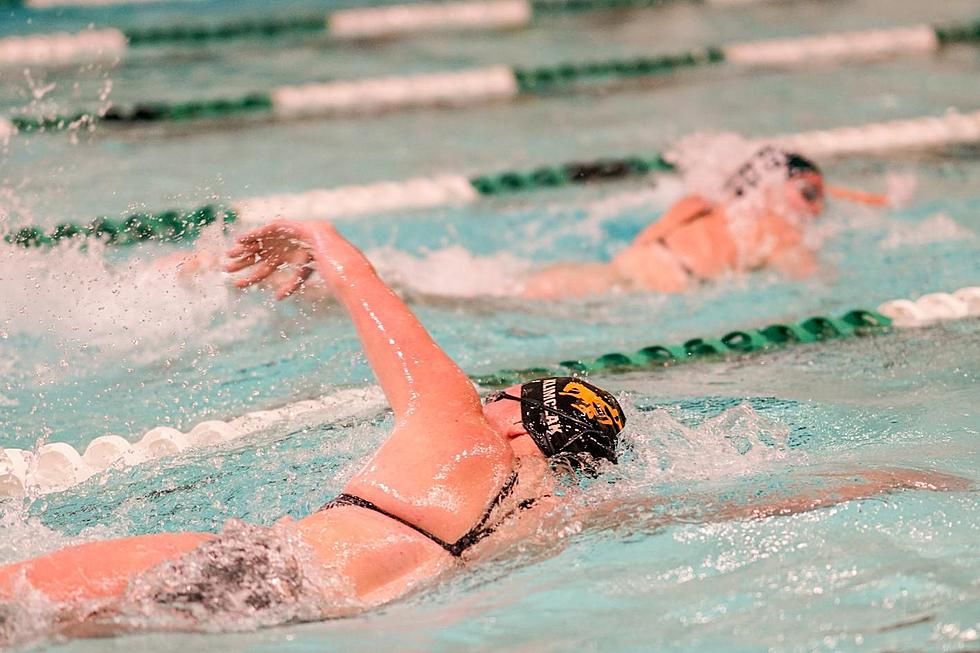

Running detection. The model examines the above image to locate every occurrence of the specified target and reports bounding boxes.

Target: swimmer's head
[724,146,825,219]
[784,152,825,218]
[483,377,625,470]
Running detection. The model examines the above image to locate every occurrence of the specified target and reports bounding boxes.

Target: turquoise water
[1,0,979,650]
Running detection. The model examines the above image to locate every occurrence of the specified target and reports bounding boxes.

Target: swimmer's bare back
[522,192,820,299]
[522,196,740,299]
[0,220,970,643]
[521,197,717,299]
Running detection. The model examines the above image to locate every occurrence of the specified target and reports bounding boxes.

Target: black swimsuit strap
[321,471,528,558]
[655,206,713,280]
[447,471,521,555]
[323,493,457,552]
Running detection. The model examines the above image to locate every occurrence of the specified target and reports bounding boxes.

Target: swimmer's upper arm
[307,224,483,423]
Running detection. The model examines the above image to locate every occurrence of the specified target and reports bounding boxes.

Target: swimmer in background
[2,219,965,644]
[522,146,891,299]
[158,147,889,303]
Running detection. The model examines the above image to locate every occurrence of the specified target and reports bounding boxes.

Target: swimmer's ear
[827,186,891,208]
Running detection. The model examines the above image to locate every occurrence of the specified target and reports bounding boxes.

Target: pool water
[1,0,979,650]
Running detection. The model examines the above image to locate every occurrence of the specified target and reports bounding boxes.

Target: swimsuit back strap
[323,493,457,554]
[321,471,524,558]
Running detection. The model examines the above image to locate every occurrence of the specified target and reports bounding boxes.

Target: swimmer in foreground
[0,220,967,643]
[523,146,890,298]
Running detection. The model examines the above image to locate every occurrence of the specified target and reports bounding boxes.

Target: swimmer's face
[784,171,825,218]
[482,384,547,458]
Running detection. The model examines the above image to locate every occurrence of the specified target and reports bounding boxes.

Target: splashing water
[0,227,260,364]
[119,520,362,631]
[619,402,794,488]
[370,245,533,298]
[0,520,363,648]
[667,131,763,205]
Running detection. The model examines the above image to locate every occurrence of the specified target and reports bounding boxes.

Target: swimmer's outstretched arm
[583,468,970,532]
[714,468,970,521]
[226,220,481,421]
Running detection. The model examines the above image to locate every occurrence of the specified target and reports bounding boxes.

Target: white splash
[878,213,975,250]
[628,403,793,484]
[370,245,532,297]
[666,131,762,204]
[0,226,259,362]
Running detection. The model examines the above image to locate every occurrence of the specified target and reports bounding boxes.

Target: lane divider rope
[0,0,864,54]
[4,109,980,248]
[2,286,976,498]
[4,18,979,128]
[9,0,183,7]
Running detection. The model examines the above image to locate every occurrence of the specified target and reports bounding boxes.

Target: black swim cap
[785,152,821,178]
[515,377,625,466]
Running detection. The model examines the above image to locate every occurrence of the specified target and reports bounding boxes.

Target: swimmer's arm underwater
[714,468,970,520]
[766,245,819,279]
[580,468,970,530]
[226,220,483,422]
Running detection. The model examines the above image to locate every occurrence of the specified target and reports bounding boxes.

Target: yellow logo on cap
[559,381,624,430]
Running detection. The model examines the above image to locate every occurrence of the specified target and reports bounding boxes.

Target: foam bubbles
[626,402,792,485]
[370,245,532,298]
[666,131,761,205]
[119,520,362,632]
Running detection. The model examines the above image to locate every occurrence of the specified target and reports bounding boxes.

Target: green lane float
[5,110,980,248]
[471,310,893,386]
[4,19,979,132]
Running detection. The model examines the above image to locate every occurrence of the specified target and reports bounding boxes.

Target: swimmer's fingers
[235,222,305,248]
[234,260,279,289]
[275,265,314,300]
[224,253,262,273]
[226,242,258,259]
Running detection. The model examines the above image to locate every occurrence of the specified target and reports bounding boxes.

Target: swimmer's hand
[226,220,335,299]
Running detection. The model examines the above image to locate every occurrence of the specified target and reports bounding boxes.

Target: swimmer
[523,146,889,298]
[0,219,966,643]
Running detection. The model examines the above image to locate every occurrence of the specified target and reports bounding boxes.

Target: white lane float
[82,434,134,469]
[328,0,532,39]
[0,29,126,68]
[34,442,88,493]
[877,287,980,328]
[0,386,386,499]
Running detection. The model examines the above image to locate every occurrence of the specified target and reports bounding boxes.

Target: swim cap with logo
[487,377,626,466]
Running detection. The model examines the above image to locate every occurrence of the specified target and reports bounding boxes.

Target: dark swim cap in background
[785,152,821,178]
[519,377,625,465]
